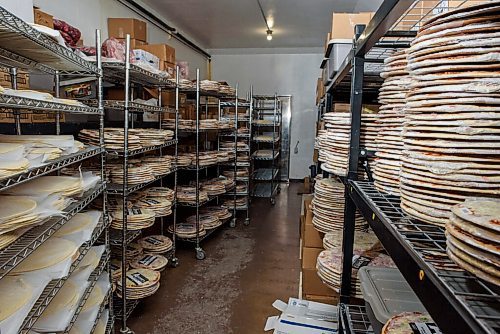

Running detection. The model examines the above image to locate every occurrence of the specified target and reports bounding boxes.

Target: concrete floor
[126,182,302,334]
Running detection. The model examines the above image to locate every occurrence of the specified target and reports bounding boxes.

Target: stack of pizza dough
[320,112,378,177]
[130,253,168,272]
[401,2,500,226]
[311,178,368,233]
[176,186,209,204]
[79,128,142,151]
[108,163,155,185]
[200,206,232,221]
[110,208,156,230]
[140,156,173,176]
[116,268,160,299]
[135,197,172,217]
[138,235,173,254]
[382,312,434,334]
[186,213,221,229]
[168,222,206,239]
[373,51,412,196]
[446,198,500,286]
[316,248,395,298]
[323,230,381,251]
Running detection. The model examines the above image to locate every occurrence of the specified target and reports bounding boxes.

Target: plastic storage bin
[359,266,429,334]
[327,39,352,79]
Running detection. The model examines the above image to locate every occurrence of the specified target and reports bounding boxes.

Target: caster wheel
[196,250,206,260]
[244,218,250,226]
[170,257,179,268]
[229,219,236,228]
[270,198,276,205]
[277,187,281,194]
[120,328,135,334]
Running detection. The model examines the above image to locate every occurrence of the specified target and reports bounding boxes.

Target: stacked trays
[311,178,368,233]
[116,268,160,300]
[401,4,500,226]
[316,248,395,298]
[373,51,412,196]
[320,112,378,177]
[446,198,500,286]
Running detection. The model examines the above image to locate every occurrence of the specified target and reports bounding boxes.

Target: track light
[266,29,273,41]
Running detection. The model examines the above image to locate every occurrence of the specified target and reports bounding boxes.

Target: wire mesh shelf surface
[109,229,141,246]
[341,304,374,334]
[106,139,177,157]
[101,62,176,88]
[350,181,500,333]
[252,168,279,181]
[0,93,102,114]
[87,99,166,113]
[113,297,139,320]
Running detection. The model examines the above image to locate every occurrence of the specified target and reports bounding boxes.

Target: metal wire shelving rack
[251,93,281,205]
[0,7,112,333]
[173,70,239,261]
[318,1,500,333]
[103,35,180,333]
[218,87,252,226]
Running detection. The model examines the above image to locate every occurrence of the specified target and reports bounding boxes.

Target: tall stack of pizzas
[401,2,500,227]
[311,178,368,233]
[373,51,412,196]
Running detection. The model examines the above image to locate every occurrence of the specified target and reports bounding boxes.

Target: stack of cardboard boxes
[300,195,339,305]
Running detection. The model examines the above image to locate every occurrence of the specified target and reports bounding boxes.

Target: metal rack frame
[106,35,180,333]
[251,93,281,205]
[322,1,500,333]
[0,8,112,332]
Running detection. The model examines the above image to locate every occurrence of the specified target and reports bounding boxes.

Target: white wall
[210,49,323,180]
[33,0,208,79]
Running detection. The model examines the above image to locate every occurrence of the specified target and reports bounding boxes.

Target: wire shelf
[101,62,176,88]
[86,99,166,113]
[109,229,141,246]
[0,146,102,192]
[89,289,112,334]
[176,216,232,243]
[349,181,500,334]
[62,251,111,334]
[0,93,101,114]
[107,169,176,195]
[252,183,279,198]
[0,182,105,279]
[179,162,219,171]
[340,304,374,334]
[252,151,280,161]
[176,186,235,208]
[220,102,251,108]
[106,139,177,157]
[113,297,139,320]
[0,6,98,74]
[18,218,110,333]
[253,168,279,181]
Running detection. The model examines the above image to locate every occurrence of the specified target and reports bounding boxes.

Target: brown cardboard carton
[33,8,53,29]
[108,18,147,42]
[116,38,148,49]
[302,247,323,270]
[304,224,324,249]
[106,87,126,100]
[304,294,339,305]
[31,111,66,123]
[163,61,176,78]
[313,149,319,163]
[138,44,175,63]
[0,68,29,89]
[333,103,350,113]
[331,12,373,39]
[0,109,31,123]
[302,269,335,296]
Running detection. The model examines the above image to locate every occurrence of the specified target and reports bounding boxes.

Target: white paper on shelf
[58,211,101,245]
[32,281,89,332]
[0,143,26,161]
[74,244,106,275]
[0,274,51,334]
[23,249,77,280]
[77,272,111,323]
[28,24,67,48]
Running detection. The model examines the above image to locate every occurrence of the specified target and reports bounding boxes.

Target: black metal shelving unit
[321,1,500,333]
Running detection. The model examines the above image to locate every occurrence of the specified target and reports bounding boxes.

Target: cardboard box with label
[108,18,147,42]
[33,8,53,29]
[0,68,30,89]
[0,109,31,124]
[331,12,373,39]
[133,49,160,70]
[265,298,338,334]
[31,111,66,123]
[138,44,176,64]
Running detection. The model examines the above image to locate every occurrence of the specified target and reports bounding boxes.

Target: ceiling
[141,0,383,49]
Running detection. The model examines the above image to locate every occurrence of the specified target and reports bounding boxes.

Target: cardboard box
[331,12,373,39]
[313,149,319,163]
[162,61,176,78]
[303,176,311,194]
[304,222,324,249]
[0,68,30,89]
[304,294,339,305]
[133,49,160,70]
[31,111,66,123]
[138,44,175,63]
[116,38,148,49]
[0,109,31,123]
[33,8,53,29]
[333,103,350,113]
[106,87,126,100]
[302,268,336,296]
[108,18,147,42]
[302,247,322,270]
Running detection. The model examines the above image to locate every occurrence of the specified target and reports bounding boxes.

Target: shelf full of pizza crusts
[0,7,113,334]
[313,1,500,334]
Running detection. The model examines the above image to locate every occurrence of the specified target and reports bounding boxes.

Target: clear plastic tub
[359,266,429,334]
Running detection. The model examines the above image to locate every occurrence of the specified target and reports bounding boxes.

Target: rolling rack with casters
[251,93,281,205]
[321,1,500,333]
[174,69,237,260]
[101,35,180,333]
[0,7,113,334]
[219,86,253,226]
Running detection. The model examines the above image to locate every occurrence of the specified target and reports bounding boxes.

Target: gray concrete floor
[126,182,302,333]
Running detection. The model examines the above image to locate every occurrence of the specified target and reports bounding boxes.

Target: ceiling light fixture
[257,0,274,41]
[266,29,273,41]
